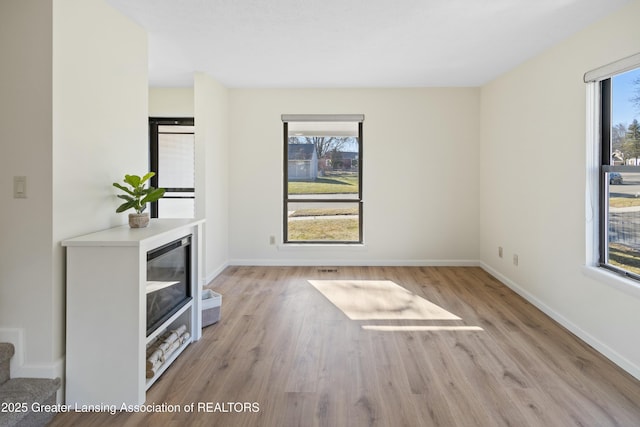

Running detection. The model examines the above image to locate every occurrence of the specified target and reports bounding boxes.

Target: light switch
[14,176,26,199]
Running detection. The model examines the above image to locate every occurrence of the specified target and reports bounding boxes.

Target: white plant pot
[128,212,150,228]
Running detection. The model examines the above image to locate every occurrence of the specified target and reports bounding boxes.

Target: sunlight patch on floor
[308,279,461,321]
[309,279,483,332]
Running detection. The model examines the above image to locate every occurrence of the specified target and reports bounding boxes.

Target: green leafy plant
[112,172,165,214]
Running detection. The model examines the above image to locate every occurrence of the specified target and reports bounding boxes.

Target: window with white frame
[586,54,640,279]
[282,114,363,244]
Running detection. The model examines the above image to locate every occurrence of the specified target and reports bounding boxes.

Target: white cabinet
[62,219,204,406]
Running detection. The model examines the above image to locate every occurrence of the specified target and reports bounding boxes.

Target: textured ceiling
[106,0,629,88]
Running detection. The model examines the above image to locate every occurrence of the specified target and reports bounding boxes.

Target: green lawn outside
[288,217,359,241]
[288,174,358,195]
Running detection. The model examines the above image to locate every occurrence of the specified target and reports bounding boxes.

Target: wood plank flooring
[51,266,640,426]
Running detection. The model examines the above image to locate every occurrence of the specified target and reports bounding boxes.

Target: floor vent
[317,268,338,273]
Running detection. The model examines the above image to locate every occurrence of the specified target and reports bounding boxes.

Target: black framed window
[149,117,195,218]
[282,114,363,244]
[597,65,640,279]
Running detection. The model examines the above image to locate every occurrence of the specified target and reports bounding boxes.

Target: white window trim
[584,53,640,299]
[585,82,600,267]
[581,265,640,299]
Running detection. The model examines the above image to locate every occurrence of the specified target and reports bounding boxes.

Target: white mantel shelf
[63,218,205,407]
[62,218,205,247]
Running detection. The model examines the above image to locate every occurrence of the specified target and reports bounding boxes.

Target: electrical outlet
[513,254,519,266]
[498,246,503,258]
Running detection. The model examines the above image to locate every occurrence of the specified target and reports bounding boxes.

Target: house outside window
[587,55,640,280]
[288,144,318,180]
[282,114,364,244]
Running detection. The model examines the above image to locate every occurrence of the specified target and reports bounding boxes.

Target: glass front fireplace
[146,235,192,336]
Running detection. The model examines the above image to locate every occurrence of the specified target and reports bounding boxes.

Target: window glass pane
[607,172,640,275]
[287,122,359,199]
[610,69,640,165]
[287,201,360,242]
[603,66,640,276]
[157,196,194,219]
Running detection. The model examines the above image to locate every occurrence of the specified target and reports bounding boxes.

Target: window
[282,114,363,244]
[588,55,640,279]
[149,118,195,218]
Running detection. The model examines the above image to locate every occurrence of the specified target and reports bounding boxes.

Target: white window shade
[288,121,359,137]
[158,133,195,189]
[584,52,640,82]
[282,114,364,122]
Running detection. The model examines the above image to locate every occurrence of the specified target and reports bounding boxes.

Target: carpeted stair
[0,343,61,427]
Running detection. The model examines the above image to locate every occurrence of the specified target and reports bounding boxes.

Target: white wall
[0,0,148,379]
[149,87,194,117]
[228,88,480,265]
[53,0,148,369]
[195,73,230,282]
[480,0,640,378]
[0,0,54,375]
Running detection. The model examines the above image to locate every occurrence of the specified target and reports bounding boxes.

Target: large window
[282,114,363,244]
[591,57,640,279]
[149,118,195,219]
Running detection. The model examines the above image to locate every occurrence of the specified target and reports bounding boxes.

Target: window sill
[277,243,367,252]
[581,265,640,300]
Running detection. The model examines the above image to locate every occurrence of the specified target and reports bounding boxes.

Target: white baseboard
[13,357,64,382]
[479,262,640,381]
[228,258,481,267]
[0,328,64,383]
[204,261,230,286]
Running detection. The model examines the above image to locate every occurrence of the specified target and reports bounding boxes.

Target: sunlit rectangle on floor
[308,279,462,321]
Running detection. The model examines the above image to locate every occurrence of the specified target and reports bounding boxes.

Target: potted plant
[113,172,165,228]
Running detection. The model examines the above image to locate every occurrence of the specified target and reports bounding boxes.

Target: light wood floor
[51,266,640,426]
